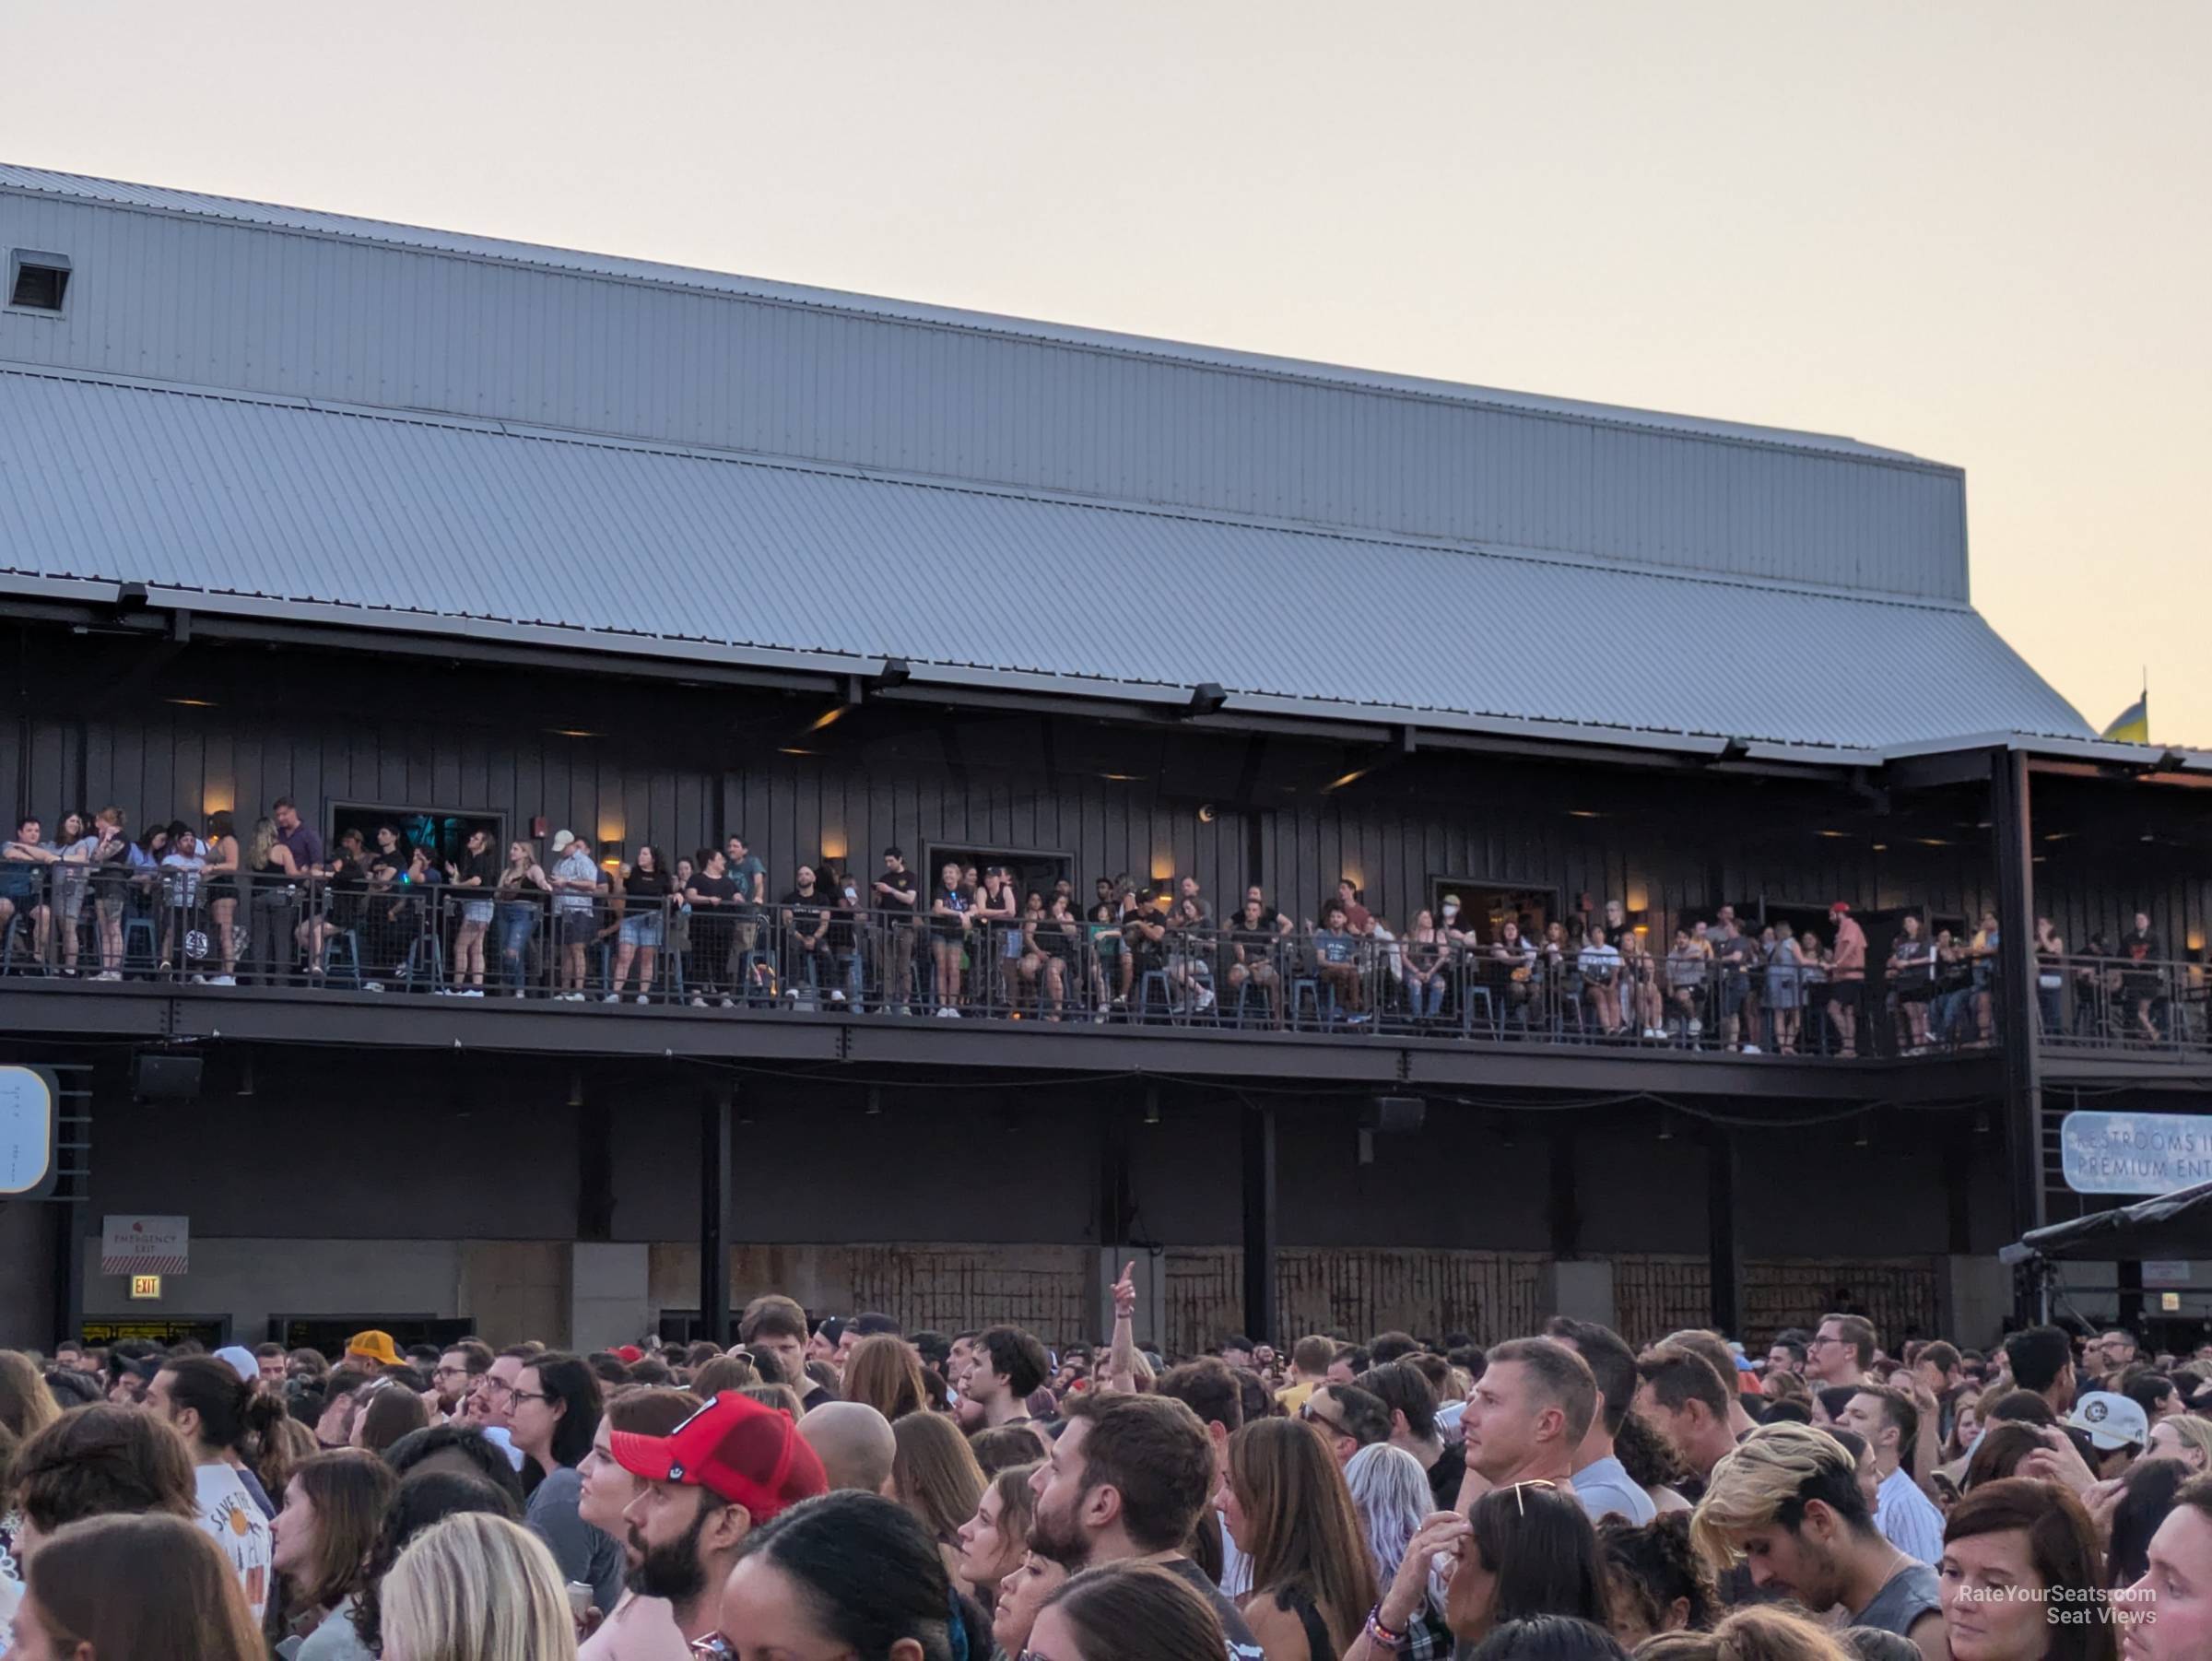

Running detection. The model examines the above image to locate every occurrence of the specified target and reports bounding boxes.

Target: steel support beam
[1708,1127,1743,1337]
[1990,747,2044,1323]
[1241,1105,1278,1347]
[700,1084,735,1348]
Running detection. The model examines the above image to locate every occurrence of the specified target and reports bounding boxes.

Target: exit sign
[128,1274,163,1301]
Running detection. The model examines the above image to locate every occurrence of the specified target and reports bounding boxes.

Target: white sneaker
[1742,1043,1761,1054]
[829,989,846,1004]
[1195,986,1217,1012]
[936,1006,961,1019]
[93,970,121,982]
[602,993,620,1003]
[210,974,235,986]
[690,995,709,1007]
[1688,1018,1703,1035]
[363,981,386,993]
[512,989,526,997]
[461,988,483,997]
[635,994,650,1004]
[189,972,206,984]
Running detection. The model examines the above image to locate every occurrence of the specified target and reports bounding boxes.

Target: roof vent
[8,251,71,313]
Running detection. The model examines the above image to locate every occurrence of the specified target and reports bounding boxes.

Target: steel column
[1241,1105,1278,1346]
[1990,747,2044,1320]
[700,1084,735,1347]
[1708,1128,1743,1337]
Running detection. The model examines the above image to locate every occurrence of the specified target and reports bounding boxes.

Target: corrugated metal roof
[0,161,1919,464]
[0,366,2089,753]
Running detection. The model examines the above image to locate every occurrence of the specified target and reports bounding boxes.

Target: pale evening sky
[6,2,2205,744]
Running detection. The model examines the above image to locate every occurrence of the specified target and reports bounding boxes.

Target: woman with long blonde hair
[379,1511,576,1661]
[1221,1417,1378,1661]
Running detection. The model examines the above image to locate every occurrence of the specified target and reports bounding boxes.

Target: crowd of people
[7,804,2196,1052]
[6,1279,2212,1659]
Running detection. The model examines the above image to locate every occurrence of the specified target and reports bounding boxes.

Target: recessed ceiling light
[1100,773,1145,783]
[1915,837,1950,847]
[1871,842,1888,852]
[779,748,816,756]
[1818,830,1850,839]
[166,697,218,708]
[547,728,598,738]
[1324,769,1371,792]
[1567,809,1602,819]
[806,706,848,734]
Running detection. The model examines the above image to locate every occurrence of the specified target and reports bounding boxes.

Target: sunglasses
[1300,1402,1348,1436]
[1498,1478,1559,1517]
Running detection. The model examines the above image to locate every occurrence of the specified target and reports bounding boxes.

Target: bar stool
[323,930,363,987]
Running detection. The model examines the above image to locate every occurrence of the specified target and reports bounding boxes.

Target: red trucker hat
[608,1393,826,1519]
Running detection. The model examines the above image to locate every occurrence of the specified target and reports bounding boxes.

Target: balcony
[2035,954,2211,1082]
[0,866,2005,1102]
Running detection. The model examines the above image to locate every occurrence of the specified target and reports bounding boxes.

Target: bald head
[794,1399,897,1495]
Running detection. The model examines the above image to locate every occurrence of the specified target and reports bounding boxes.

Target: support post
[1095,1099,1135,1339]
[700,1084,734,1347]
[1241,1104,1278,1346]
[1990,747,2043,1321]
[1547,1123,1581,1260]
[1707,1127,1743,1337]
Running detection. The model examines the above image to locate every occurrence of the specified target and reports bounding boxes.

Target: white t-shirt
[196,1462,274,1620]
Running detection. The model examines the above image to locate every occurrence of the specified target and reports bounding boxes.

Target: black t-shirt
[874,867,918,916]
[458,849,500,889]
[1230,919,1278,956]
[625,867,671,903]
[688,874,738,913]
[782,888,830,936]
[1159,1555,1265,1661]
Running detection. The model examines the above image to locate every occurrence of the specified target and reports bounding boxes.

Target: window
[924,844,1074,907]
[328,804,503,871]
[7,251,70,313]
[1428,878,1559,944]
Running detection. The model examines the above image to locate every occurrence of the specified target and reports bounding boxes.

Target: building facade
[1,167,2205,1356]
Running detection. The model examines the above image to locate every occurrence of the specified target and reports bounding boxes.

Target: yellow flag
[2100,694,2149,744]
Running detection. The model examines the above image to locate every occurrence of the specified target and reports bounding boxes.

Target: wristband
[1364,1605,1411,1653]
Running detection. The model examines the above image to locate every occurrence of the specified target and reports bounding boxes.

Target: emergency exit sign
[128,1274,163,1301]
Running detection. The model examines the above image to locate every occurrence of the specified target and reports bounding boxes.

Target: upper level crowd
[0,801,2202,1054]
[6,1283,2212,1659]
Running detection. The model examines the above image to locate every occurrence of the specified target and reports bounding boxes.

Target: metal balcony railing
[0,864,2070,1060]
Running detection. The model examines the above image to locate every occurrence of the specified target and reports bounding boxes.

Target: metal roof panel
[0,366,2088,753]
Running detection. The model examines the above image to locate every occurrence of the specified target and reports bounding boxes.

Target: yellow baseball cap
[345,1329,405,1368]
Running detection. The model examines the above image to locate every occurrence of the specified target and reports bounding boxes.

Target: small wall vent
[8,252,71,313]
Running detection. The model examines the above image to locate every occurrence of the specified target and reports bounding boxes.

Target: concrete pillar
[1942,1254,2017,1349]
[571,1243,653,1354]
[1543,1260,1617,1329]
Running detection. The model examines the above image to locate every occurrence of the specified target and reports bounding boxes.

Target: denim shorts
[462,900,495,925]
[620,913,664,948]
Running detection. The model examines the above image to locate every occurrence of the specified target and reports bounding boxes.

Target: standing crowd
[13,804,2194,1052]
[8,1287,2212,1659]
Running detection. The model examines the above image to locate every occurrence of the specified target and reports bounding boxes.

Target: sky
[6,2,2205,744]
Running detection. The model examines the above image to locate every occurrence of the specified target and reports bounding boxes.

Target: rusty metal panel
[1611,1254,1716,1347]
[847,1244,1092,1344]
[1742,1257,1941,1352]
[1165,1247,1552,1356]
